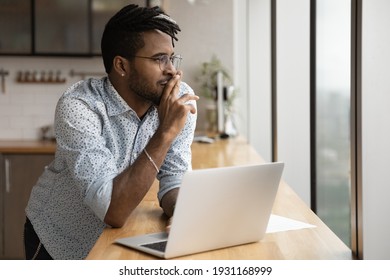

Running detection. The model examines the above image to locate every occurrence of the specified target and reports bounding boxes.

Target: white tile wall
[0,56,104,140]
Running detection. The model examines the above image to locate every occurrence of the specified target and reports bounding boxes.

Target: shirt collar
[101,77,157,120]
[101,77,135,117]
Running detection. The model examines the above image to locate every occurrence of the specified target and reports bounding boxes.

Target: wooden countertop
[86,136,353,260]
[0,140,56,154]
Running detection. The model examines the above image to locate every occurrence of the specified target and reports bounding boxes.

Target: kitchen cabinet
[0,153,54,259]
[0,0,146,56]
[35,0,90,54]
[0,0,32,54]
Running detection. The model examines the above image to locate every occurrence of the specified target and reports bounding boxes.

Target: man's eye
[157,56,168,62]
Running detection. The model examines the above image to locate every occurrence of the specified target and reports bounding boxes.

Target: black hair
[101,4,181,73]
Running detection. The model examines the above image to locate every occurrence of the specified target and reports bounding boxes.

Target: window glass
[316,0,351,247]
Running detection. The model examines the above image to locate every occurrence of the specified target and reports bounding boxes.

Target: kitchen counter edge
[0,140,56,154]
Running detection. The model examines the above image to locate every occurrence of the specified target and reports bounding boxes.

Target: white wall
[233,0,249,143]
[246,0,273,162]
[0,57,103,139]
[361,0,390,260]
[276,0,311,205]
[166,0,234,133]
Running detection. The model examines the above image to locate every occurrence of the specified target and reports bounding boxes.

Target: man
[24,4,198,260]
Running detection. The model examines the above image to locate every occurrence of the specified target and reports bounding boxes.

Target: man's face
[127,30,177,105]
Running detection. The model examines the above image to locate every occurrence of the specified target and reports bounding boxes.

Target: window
[313,0,352,247]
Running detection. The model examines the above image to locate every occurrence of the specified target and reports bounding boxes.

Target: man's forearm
[104,130,176,227]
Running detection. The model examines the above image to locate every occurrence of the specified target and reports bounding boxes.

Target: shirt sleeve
[55,95,117,222]
[157,82,197,202]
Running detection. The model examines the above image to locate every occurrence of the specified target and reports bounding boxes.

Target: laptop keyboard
[141,241,167,252]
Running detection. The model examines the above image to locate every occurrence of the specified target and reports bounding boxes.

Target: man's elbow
[104,213,126,228]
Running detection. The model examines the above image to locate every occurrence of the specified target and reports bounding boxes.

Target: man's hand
[157,72,199,140]
[161,188,178,233]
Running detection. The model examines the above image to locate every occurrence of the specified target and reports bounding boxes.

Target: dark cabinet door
[35,0,90,54]
[0,0,147,56]
[1,154,54,259]
[91,0,145,54]
[0,0,32,54]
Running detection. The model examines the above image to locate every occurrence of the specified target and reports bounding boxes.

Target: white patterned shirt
[25,77,197,259]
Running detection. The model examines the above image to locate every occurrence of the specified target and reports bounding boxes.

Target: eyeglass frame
[132,54,183,70]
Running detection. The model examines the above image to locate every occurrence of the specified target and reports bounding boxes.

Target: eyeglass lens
[161,55,181,70]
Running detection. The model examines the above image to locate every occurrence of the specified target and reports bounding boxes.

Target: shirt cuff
[158,174,183,203]
[84,175,115,222]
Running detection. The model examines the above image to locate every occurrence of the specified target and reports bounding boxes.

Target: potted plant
[197,55,238,136]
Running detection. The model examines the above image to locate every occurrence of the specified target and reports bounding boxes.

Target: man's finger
[179,93,200,104]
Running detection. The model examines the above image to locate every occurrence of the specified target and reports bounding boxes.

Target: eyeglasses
[133,54,182,70]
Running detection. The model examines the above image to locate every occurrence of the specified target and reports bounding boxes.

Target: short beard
[128,70,162,106]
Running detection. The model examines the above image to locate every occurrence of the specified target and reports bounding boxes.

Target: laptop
[115,162,284,259]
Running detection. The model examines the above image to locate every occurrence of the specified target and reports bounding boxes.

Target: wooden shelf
[16,79,66,84]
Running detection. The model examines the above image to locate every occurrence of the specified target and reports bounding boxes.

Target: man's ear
[112,56,128,77]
